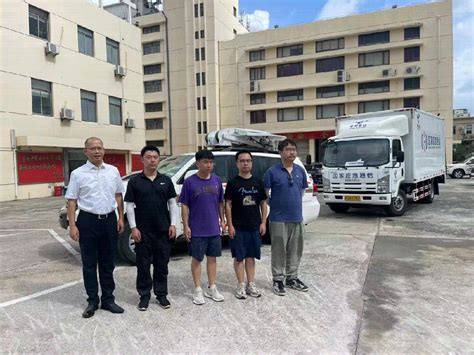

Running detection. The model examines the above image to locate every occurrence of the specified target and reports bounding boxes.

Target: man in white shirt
[65,137,125,318]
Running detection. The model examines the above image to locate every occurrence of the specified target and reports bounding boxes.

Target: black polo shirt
[124,172,177,232]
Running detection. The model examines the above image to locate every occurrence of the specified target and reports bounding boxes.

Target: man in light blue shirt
[264,139,309,296]
[65,137,125,318]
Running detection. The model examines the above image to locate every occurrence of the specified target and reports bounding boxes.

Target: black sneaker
[137,298,149,311]
[272,281,286,296]
[286,278,309,292]
[157,296,171,309]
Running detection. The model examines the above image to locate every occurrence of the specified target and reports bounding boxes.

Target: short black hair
[235,150,252,161]
[195,149,214,161]
[140,145,160,157]
[278,139,297,152]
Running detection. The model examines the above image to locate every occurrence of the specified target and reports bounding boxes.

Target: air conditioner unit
[382,68,396,77]
[124,118,135,128]
[250,80,260,92]
[336,70,350,82]
[114,65,126,78]
[405,66,420,75]
[45,42,60,56]
[60,108,74,121]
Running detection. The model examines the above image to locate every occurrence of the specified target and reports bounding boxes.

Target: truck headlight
[322,177,331,192]
[377,175,390,193]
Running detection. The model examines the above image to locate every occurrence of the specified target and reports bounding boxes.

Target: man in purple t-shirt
[179,150,226,305]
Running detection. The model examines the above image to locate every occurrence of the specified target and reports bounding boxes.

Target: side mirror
[184,169,198,180]
[396,151,405,163]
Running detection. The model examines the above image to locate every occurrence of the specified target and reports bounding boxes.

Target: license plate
[344,195,361,202]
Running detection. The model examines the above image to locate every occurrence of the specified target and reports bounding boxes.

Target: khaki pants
[269,221,305,282]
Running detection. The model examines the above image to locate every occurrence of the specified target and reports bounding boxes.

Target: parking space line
[47,229,82,262]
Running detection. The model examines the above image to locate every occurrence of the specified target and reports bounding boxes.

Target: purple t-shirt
[178,173,224,237]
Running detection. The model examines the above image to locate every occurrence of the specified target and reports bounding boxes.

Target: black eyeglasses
[288,175,294,186]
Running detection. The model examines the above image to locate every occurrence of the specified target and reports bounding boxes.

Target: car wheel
[420,180,435,204]
[117,222,136,264]
[385,190,407,216]
[328,203,350,213]
[452,169,464,179]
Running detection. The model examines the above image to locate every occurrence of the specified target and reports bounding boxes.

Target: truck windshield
[158,155,193,177]
[323,139,390,167]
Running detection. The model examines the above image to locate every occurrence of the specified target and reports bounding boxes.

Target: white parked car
[447,156,474,179]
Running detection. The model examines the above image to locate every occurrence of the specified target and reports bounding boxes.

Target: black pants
[77,211,118,306]
[135,231,172,300]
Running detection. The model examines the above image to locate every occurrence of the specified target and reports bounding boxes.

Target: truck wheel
[452,169,464,179]
[118,222,136,265]
[328,203,350,213]
[385,190,407,216]
[420,180,435,204]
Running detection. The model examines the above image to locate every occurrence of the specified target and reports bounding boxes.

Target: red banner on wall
[279,130,336,141]
[104,154,126,176]
[17,152,64,184]
[131,154,142,172]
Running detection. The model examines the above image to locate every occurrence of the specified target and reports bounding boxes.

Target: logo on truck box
[349,120,369,129]
[421,131,441,151]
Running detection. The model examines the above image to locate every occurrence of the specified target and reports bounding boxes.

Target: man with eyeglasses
[263,139,309,296]
[225,150,268,299]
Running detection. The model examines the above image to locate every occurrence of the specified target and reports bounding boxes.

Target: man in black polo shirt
[125,145,178,311]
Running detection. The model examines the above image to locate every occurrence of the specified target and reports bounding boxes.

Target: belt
[80,210,115,220]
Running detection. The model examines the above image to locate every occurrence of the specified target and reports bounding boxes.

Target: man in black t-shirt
[224,150,268,299]
[124,145,178,311]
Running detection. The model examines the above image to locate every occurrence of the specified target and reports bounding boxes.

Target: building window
[195,48,200,61]
[144,80,162,93]
[146,140,164,147]
[316,38,344,52]
[194,4,199,17]
[203,121,207,133]
[358,100,390,113]
[144,64,161,75]
[358,51,389,67]
[143,41,160,55]
[358,80,390,95]
[81,90,97,122]
[201,72,206,85]
[249,49,265,62]
[29,5,49,40]
[404,77,420,90]
[78,26,94,56]
[250,93,266,104]
[200,30,205,38]
[196,73,201,86]
[250,110,266,124]
[195,31,199,39]
[31,79,52,116]
[277,44,303,58]
[404,46,420,62]
[250,67,266,80]
[145,102,163,112]
[277,89,304,102]
[196,97,201,110]
[403,97,420,108]
[277,62,303,77]
[143,25,160,34]
[145,118,163,130]
[202,97,207,109]
[359,31,390,46]
[465,124,472,134]
[201,47,205,60]
[233,6,237,17]
[316,56,344,73]
[316,104,345,119]
[200,3,204,16]
[106,38,119,65]
[278,107,304,122]
[197,122,202,134]
[109,96,122,126]
[316,85,345,98]
[404,27,420,40]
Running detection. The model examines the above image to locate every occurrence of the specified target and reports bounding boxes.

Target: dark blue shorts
[188,236,222,262]
[230,228,261,262]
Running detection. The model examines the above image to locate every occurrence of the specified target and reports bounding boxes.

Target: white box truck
[322,108,446,216]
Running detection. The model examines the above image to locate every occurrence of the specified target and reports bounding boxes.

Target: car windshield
[158,155,194,177]
[323,139,389,167]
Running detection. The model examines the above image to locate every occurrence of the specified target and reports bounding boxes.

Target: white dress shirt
[65,161,124,214]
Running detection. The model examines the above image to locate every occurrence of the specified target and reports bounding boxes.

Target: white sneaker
[204,285,224,302]
[234,283,248,299]
[193,287,205,305]
[246,281,262,298]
